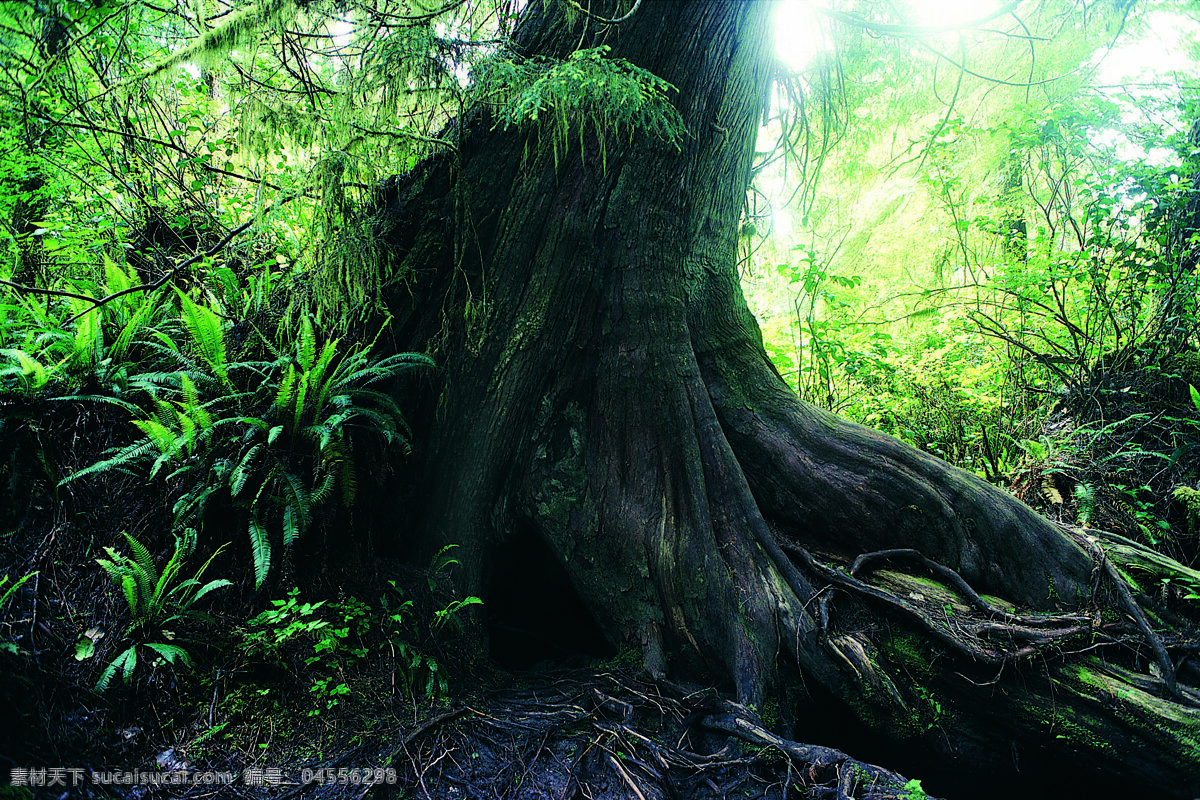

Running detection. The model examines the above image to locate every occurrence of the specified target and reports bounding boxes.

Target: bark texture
[376,1,1200,794]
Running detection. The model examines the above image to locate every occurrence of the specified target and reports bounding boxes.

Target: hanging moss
[141,0,299,81]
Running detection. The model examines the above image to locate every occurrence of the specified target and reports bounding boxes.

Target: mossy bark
[376,1,1200,794]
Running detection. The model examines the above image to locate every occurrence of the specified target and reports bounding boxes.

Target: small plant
[94,531,230,690]
[240,588,329,659]
[0,571,37,609]
[901,778,927,800]
[0,570,38,655]
[309,678,350,715]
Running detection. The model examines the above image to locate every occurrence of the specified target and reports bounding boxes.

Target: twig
[356,706,466,800]
[559,0,643,26]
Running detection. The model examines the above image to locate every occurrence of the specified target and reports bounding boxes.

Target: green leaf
[74,636,96,661]
[248,518,271,589]
[144,642,193,667]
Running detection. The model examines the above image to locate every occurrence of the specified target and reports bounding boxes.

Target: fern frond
[143,642,193,667]
[49,394,144,415]
[310,467,337,508]
[341,405,410,449]
[277,469,311,544]
[59,439,158,485]
[358,351,436,383]
[96,646,137,691]
[274,365,297,413]
[150,539,189,616]
[121,572,140,625]
[69,297,103,371]
[291,373,309,433]
[308,339,341,415]
[175,289,228,384]
[133,418,180,459]
[122,533,157,587]
[185,578,233,606]
[248,517,271,589]
[296,315,317,372]
[1,348,48,391]
[231,444,263,497]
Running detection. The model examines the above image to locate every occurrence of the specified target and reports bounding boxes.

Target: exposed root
[782,541,1095,665]
[1071,530,1184,702]
[850,548,1083,628]
[773,529,1200,709]
[372,669,928,800]
[700,699,918,800]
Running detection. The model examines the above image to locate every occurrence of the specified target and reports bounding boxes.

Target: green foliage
[94,531,230,691]
[0,570,36,610]
[241,576,479,714]
[0,569,38,655]
[240,588,329,658]
[901,778,927,800]
[474,45,687,168]
[63,305,433,587]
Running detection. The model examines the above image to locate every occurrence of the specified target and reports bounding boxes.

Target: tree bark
[375,1,1200,794]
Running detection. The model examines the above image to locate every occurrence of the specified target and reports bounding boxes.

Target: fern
[95,646,137,692]
[0,571,37,609]
[59,438,159,485]
[248,517,271,588]
[474,46,688,169]
[276,468,312,545]
[0,348,49,394]
[175,288,229,386]
[230,444,263,497]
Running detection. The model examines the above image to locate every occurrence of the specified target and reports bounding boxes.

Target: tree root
[370,669,930,800]
[777,530,1200,709]
[701,699,921,800]
[1071,530,1184,702]
[850,548,1085,628]
[782,541,1094,665]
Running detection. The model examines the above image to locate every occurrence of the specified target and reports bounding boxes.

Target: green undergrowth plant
[92,531,230,691]
[61,300,434,587]
[0,260,181,400]
[0,570,37,655]
[241,571,480,714]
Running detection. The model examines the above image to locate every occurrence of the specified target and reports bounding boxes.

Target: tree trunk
[375,1,1200,794]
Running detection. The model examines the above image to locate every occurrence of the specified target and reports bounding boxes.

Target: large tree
[372,0,1199,794]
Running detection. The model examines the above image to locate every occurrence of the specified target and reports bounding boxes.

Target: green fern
[0,348,49,394]
[474,45,688,169]
[94,532,229,691]
[176,288,229,386]
[248,517,271,589]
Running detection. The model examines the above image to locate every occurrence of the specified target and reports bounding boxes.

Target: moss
[1163,351,1200,388]
[1055,661,1200,767]
[843,671,938,741]
[880,630,937,682]
[1172,486,1200,537]
[599,645,643,673]
[978,593,1016,612]
[761,695,781,729]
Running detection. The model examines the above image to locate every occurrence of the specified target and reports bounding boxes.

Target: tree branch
[1,193,302,324]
